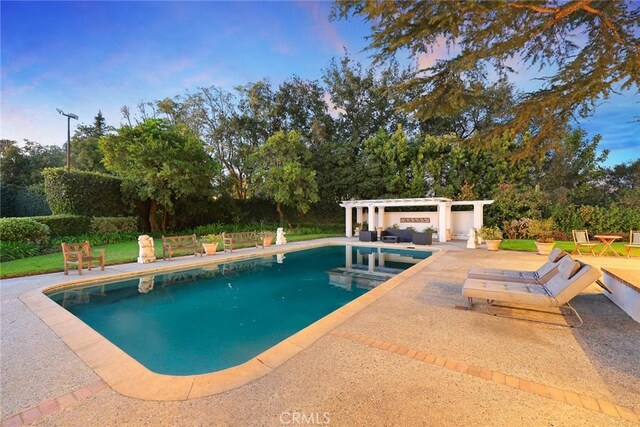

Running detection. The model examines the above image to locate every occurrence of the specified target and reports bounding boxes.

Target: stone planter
[263,236,273,247]
[485,239,502,251]
[412,232,433,245]
[535,241,555,255]
[202,243,218,255]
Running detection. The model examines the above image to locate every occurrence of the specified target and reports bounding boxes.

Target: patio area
[1,239,639,426]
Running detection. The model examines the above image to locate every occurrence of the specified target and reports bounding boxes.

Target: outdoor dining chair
[625,230,640,258]
[572,230,597,256]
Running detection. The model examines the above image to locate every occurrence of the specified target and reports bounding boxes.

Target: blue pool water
[48,245,430,375]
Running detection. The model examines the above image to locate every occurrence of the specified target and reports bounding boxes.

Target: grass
[500,239,629,256]
[0,233,342,279]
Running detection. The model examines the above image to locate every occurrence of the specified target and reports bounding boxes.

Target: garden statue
[138,235,156,264]
[467,228,478,249]
[138,276,154,293]
[276,228,287,245]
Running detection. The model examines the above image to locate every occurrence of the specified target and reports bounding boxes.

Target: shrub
[479,225,503,240]
[43,168,127,217]
[0,184,51,217]
[30,215,91,237]
[50,231,140,248]
[0,241,40,262]
[0,217,50,246]
[527,218,556,243]
[91,217,138,233]
[502,218,532,239]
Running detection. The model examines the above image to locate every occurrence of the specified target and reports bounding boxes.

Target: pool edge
[20,241,446,401]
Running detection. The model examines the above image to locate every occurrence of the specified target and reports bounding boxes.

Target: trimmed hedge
[30,214,91,237]
[90,217,138,233]
[0,217,50,246]
[43,168,127,217]
[0,184,51,217]
[50,231,140,248]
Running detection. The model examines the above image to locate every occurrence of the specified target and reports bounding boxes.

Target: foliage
[50,232,140,248]
[0,241,40,262]
[502,218,532,240]
[70,111,112,173]
[480,225,503,240]
[43,168,126,217]
[200,234,222,244]
[486,183,544,226]
[100,118,220,231]
[527,218,556,243]
[0,217,50,246]
[334,1,639,155]
[90,217,138,233]
[251,130,319,223]
[0,139,65,187]
[0,184,51,217]
[30,214,91,237]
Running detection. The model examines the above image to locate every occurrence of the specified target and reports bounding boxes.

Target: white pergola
[339,197,494,243]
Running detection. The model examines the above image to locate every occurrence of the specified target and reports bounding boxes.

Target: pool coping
[20,240,446,401]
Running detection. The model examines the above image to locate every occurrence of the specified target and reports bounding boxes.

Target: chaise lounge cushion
[467,249,568,285]
[558,257,581,280]
[462,279,553,306]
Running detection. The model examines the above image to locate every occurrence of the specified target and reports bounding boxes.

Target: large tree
[71,111,112,173]
[334,0,639,154]
[100,119,219,231]
[251,130,319,224]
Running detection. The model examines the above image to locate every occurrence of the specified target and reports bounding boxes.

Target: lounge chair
[62,241,105,275]
[572,230,597,256]
[462,256,603,327]
[625,230,640,258]
[467,248,567,285]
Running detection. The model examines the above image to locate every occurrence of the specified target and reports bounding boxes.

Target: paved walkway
[1,240,639,426]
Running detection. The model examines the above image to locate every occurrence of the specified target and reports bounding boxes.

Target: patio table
[594,234,622,257]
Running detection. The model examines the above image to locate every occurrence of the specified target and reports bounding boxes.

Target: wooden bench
[222,231,263,253]
[162,234,202,261]
[62,241,105,275]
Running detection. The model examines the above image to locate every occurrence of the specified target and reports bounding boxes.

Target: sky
[2,1,638,166]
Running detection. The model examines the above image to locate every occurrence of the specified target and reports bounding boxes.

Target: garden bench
[61,241,105,275]
[222,231,263,252]
[162,234,202,261]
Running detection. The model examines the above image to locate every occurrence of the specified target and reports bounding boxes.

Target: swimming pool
[47,245,430,375]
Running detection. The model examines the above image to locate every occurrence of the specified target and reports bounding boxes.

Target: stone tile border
[19,242,446,401]
[331,330,640,424]
[1,380,108,427]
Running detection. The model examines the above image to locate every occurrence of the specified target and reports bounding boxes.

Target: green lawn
[0,233,342,279]
[499,239,628,256]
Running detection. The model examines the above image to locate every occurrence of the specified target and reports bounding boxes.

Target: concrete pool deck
[1,239,639,426]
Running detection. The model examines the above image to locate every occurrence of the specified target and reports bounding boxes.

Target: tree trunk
[276,202,284,225]
[149,200,158,232]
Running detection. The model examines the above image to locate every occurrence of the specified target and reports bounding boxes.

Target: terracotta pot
[485,239,502,251]
[202,243,218,255]
[263,236,272,247]
[535,241,555,255]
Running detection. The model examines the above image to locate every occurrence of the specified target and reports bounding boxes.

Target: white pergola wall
[339,197,494,243]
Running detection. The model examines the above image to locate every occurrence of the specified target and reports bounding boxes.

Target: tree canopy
[334,0,640,155]
[99,119,219,231]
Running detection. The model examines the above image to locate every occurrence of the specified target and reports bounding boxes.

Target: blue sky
[2,1,638,166]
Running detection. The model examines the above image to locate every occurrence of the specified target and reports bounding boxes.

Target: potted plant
[261,231,274,247]
[480,226,503,251]
[412,226,436,245]
[527,218,556,255]
[200,234,221,255]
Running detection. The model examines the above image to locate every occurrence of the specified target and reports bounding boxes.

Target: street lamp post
[56,108,78,170]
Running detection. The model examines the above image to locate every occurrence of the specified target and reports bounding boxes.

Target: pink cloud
[297,1,346,53]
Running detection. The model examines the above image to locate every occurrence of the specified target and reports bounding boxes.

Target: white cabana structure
[339,197,494,243]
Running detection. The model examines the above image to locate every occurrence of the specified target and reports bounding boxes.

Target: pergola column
[345,207,353,237]
[473,202,484,230]
[345,246,352,268]
[356,207,363,226]
[438,201,447,243]
[377,206,385,229]
[367,205,375,231]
